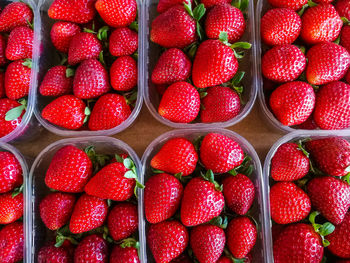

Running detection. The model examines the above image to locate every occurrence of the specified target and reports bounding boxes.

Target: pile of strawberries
[269,136,350,262]
[0,2,34,138]
[149,0,251,124]
[144,132,258,262]
[36,145,143,262]
[261,0,350,130]
[39,0,138,131]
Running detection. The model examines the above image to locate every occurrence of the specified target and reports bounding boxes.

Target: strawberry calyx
[201,170,223,191]
[22,58,32,69]
[12,184,24,197]
[66,68,75,78]
[231,0,249,12]
[228,154,253,176]
[5,98,27,121]
[298,0,317,16]
[342,170,350,184]
[124,90,138,107]
[55,225,79,247]
[209,216,228,229]
[97,26,109,42]
[223,248,248,263]
[119,237,140,249]
[84,145,111,173]
[309,211,335,247]
[222,71,246,104]
[219,32,251,59]
[129,21,138,32]
[184,42,199,59]
[123,157,145,197]
[184,1,206,40]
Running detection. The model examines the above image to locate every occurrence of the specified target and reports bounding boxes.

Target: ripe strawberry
[306,43,350,85]
[110,56,137,91]
[341,25,350,54]
[270,182,311,224]
[109,27,138,57]
[269,81,315,126]
[327,212,350,258]
[45,145,93,192]
[267,0,307,10]
[150,137,198,176]
[270,142,309,181]
[336,0,350,20]
[200,0,230,8]
[192,39,238,88]
[41,95,87,130]
[0,99,24,138]
[0,35,6,66]
[0,72,4,99]
[200,133,244,174]
[297,114,318,130]
[145,173,183,223]
[200,86,241,123]
[87,93,131,131]
[39,192,76,230]
[0,151,22,193]
[0,2,33,32]
[50,21,81,53]
[0,192,23,224]
[158,81,200,123]
[190,224,226,263]
[5,26,33,61]
[301,3,342,44]
[313,81,350,130]
[151,48,191,85]
[157,0,192,13]
[0,222,23,263]
[68,33,102,66]
[48,0,96,24]
[38,243,73,263]
[95,0,137,27]
[227,217,257,259]
[148,220,189,263]
[110,242,140,263]
[216,256,231,263]
[74,235,108,262]
[40,65,73,96]
[5,59,31,100]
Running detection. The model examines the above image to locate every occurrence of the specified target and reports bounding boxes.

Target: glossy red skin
[110,56,137,92]
[0,222,23,263]
[50,21,81,53]
[200,0,230,8]
[74,235,108,263]
[157,0,192,13]
[0,2,33,32]
[5,26,33,61]
[5,60,31,100]
[0,151,22,193]
[336,0,350,20]
[341,25,350,54]
[216,256,231,263]
[68,33,102,66]
[109,27,138,57]
[40,65,73,96]
[0,73,4,99]
[0,99,24,138]
[38,244,73,263]
[0,35,6,66]
[267,0,307,10]
[0,192,23,224]
[328,212,350,258]
[110,245,140,263]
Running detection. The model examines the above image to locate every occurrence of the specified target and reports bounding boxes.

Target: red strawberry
[190,224,226,263]
[336,0,350,20]
[327,211,350,258]
[170,254,192,263]
[109,27,138,57]
[158,81,200,123]
[39,192,76,230]
[41,95,87,130]
[341,25,350,54]
[148,220,189,263]
[306,43,350,85]
[0,35,7,66]
[110,56,137,91]
[68,32,102,65]
[40,65,73,96]
[107,203,138,241]
[38,243,73,263]
[0,99,24,138]
[150,137,198,176]
[0,222,23,263]
[270,142,309,181]
[5,26,33,61]
[87,93,131,131]
[151,48,191,85]
[95,0,137,27]
[0,192,23,224]
[200,133,244,174]
[0,2,33,32]
[216,256,231,263]
[48,0,96,24]
[110,242,140,263]
[297,114,318,130]
[0,72,4,99]
[45,145,93,192]
[50,21,81,53]
[269,81,315,126]
[313,81,350,129]
[157,0,192,13]
[200,0,230,8]
[74,235,108,263]
[227,217,257,259]
[301,3,342,44]
[267,0,307,10]
[145,173,183,223]
[5,59,31,100]
[69,194,108,234]
[0,151,22,193]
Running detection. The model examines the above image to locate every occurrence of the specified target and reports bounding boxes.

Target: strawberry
[0,222,23,263]
[227,217,257,259]
[270,142,309,181]
[217,256,231,263]
[110,241,140,263]
[95,0,137,27]
[267,0,307,10]
[313,81,350,129]
[301,3,342,44]
[109,27,138,57]
[39,192,76,230]
[270,182,311,224]
[190,224,226,263]
[68,32,102,66]
[158,81,200,123]
[5,59,31,100]
[41,95,87,130]
[223,173,255,215]
[0,72,4,99]
[0,2,33,32]
[269,81,315,126]
[170,254,192,263]
[158,0,192,13]
[0,192,23,224]
[87,93,131,131]
[110,56,137,91]
[0,99,24,138]
[40,65,73,96]
[200,133,244,174]
[0,35,7,66]
[151,48,191,85]
[5,26,33,61]
[327,212,350,258]
[145,173,183,223]
[148,220,189,263]
[45,145,93,192]
[74,235,108,262]
[341,25,350,54]
[48,0,96,24]
[200,0,230,8]
[297,114,318,130]
[107,202,138,241]
[69,194,108,234]
[38,243,73,263]
[200,86,241,123]
[336,0,350,20]
[50,21,81,53]
[150,137,198,176]
[306,43,350,85]
[0,151,22,193]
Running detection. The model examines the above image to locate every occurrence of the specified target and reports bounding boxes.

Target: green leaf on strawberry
[5,99,26,121]
[309,211,335,247]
